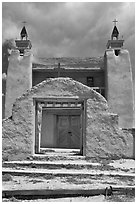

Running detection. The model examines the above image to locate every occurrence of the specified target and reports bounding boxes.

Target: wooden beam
[2,188,106,198]
[2,186,135,198]
[35,102,42,154]
[33,97,82,103]
[83,100,87,156]
[35,102,38,153]
[42,108,81,115]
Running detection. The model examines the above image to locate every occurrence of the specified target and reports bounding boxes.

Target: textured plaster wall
[5,50,32,118]
[86,99,133,158]
[105,49,134,128]
[2,78,134,161]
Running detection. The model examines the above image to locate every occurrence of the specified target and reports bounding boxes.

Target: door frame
[34,97,87,155]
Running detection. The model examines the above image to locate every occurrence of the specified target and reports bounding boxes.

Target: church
[2,21,135,160]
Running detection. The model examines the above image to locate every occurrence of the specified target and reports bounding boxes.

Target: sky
[2,2,135,74]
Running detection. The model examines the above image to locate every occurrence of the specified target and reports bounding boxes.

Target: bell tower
[106,19,124,55]
[104,20,134,129]
[5,24,32,118]
[15,23,32,56]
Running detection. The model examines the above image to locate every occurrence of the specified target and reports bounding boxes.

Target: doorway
[40,108,82,149]
[34,98,85,155]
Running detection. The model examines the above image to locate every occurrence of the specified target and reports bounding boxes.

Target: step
[2,168,135,177]
[34,148,85,159]
[32,153,86,161]
[3,159,135,172]
[3,160,102,170]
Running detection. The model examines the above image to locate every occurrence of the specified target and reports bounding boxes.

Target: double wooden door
[57,115,81,149]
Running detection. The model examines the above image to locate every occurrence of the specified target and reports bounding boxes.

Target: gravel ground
[2,174,135,191]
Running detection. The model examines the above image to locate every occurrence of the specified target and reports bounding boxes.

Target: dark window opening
[87,77,94,87]
[115,49,120,56]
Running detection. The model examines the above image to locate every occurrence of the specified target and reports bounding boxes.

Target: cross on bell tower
[111,19,119,40]
[106,19,124,50]
[113,19,118,26]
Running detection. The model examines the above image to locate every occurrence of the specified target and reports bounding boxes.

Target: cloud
[2,2,135,71]
[2,18,19,42]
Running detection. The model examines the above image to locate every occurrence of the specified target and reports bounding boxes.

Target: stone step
[2,168,135,177]
[3,159,135,174]
[3,160,102,170]
[32,151,86,161]
[3,168,134,195]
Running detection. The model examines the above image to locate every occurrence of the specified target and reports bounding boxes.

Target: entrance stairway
[2,150,135,200]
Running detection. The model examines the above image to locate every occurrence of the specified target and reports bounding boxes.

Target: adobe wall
[86,100,133,158]
[2,78,134,161]
[5,50,32,118]
[105,49,134,128]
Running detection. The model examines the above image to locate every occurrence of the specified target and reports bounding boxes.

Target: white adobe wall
[105,49,134,128]
[5,50,32,118]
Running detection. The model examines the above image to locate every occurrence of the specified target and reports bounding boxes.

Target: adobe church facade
[2,22,134,160]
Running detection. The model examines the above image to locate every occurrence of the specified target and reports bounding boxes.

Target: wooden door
[41,112,55,148]
[70,116,80,149]
[57,116,69,148]
[57,115,80,149]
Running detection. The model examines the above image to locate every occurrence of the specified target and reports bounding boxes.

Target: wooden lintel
[42,108,81,115]
[42,107,81,111]
[33,97,84,103]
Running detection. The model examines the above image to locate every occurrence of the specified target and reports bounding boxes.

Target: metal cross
[22,21,27,26]
[113,19,118,26]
